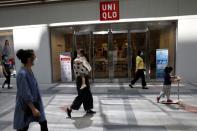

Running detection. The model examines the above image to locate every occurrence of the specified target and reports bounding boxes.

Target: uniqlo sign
[100,1,119,21]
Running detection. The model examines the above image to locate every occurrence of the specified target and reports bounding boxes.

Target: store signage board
[100,1,119,21]
[60,52,72,82]
[156,49,168,79]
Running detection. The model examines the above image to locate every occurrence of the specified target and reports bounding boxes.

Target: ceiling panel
[0,0,88,7]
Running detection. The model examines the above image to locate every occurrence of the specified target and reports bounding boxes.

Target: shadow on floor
[71,114,94,129]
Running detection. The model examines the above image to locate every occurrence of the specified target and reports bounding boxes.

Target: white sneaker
[80,84,86,90]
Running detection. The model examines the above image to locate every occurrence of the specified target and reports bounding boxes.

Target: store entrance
[50,21,176,83]
[92,31,129,82]
[93,32,109,79]
[74,31,130,82]
[110,32,129,81]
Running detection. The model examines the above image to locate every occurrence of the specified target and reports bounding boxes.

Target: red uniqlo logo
[100,1,119,21]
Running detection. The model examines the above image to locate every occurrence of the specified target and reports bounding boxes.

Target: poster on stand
[60,52,72,82]
[156,49,168,79]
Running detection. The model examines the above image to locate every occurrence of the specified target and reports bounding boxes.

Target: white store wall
[177,18,197,82]
[13,25,52,83]
[0,0,197,83]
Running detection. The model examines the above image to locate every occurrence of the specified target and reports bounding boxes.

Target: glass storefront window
[93,33,109,78]
[50,27,73,81]
[130,32,146,78]
[0,30,16,79]
[111,33,128,78]
[148,23,176,79]
[50,21,176,82]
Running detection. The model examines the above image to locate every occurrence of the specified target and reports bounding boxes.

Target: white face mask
[77,54,81,57]
[31,55,37,65]
[34,57,38,63]
[140,52,143,56]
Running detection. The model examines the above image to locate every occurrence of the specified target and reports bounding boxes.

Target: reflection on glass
[112,33,128,78]
[148,25,176,79]
[75,34,92,73]
[94,34,108,78]
[149,30,159,79]
[76,34,90,53]
[130,33,146,78]
[0,35,16,78]
[51,29,73,81]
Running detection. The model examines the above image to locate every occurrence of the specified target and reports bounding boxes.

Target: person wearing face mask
[129,50,148,89]
[13,49,48,131]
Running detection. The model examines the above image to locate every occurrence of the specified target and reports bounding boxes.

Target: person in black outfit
[66,49,96,118]
[2,55,11,89]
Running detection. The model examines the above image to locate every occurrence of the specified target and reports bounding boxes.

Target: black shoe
[129,84,133,88]
[86,110,96,114]
[2,83,5,88]
[8,86,12,89]
[66,108,72,118]
[142,86,149,89]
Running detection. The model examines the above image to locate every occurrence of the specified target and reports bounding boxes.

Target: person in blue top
[13,49,48,131]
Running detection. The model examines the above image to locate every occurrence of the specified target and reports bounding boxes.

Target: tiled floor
[1,82,197,131]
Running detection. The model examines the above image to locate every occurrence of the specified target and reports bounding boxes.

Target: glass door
[75,32,93,79]
[110,31,128,79]
[130,32,147,79]
[75,33,91,58]
[93,32,109,79]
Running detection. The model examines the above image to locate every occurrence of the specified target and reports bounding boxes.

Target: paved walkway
[1,82,197,131]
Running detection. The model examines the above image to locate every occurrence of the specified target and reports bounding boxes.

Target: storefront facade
[0,0,196,83]
[50,21,176,82]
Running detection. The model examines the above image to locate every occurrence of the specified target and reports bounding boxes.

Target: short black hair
[164,66,173,73]
[137,50,142,56]
[79,49,85,56]
[16,49,34,64]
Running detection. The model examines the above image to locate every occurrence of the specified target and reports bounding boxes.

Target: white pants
[159,85,171,100]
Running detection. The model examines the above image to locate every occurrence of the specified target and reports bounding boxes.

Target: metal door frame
[73,31,93,81]
[110,30,130,82]
[92,31,109,82]
[73,29,150,83]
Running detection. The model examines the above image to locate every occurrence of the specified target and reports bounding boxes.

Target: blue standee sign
[156,49,168,79]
